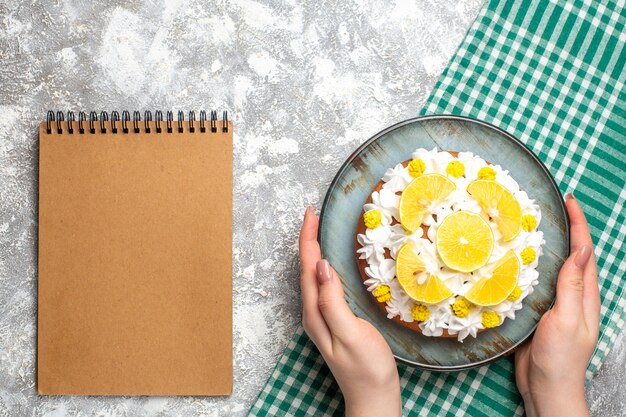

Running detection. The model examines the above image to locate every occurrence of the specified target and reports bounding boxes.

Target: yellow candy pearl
[412,304,430,321]
[446,160,465,178]
[451,298,471,318]
[363,209,382,229]
[520,247,537,265]
[373,285,392,303]
[507,286,522,301]
[522,214,538,231]
[408,158,426,177]
[481,311,500,328]
[477,166,496,180]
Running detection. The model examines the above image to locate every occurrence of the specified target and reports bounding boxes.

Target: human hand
[515,194,599,417]
[299,207,401,417]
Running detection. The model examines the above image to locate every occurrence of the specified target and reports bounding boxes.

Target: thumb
[316,259,357,336]
[513,341,530,396]
[553,245,592,314]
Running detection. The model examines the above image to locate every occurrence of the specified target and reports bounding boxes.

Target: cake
[355,148,545,342]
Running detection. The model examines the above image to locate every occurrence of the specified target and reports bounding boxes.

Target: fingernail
[316,260,331,284]
[304,206,312,218]
[575,245,591,269]
[565,192,575,201]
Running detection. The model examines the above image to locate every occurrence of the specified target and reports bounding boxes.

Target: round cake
[355,147,545,342]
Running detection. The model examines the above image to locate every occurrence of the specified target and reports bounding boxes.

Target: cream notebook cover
[38,110,232,395]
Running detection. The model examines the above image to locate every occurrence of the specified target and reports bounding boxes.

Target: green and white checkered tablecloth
[249,0,626,415]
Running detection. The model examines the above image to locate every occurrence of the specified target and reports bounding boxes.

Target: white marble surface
[0,0,624,415]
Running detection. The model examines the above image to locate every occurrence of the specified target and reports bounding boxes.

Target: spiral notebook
[37,110,232,396]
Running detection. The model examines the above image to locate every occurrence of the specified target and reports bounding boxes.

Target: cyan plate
[319,115,569,371]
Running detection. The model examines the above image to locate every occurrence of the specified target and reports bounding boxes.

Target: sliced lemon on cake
[467,180,522,241]
[464,250,520,306]
[396,242,453,304]
[436,210,494,272]
[399,173,456,233]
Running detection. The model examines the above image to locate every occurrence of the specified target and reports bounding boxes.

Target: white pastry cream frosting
[357,148,545,342]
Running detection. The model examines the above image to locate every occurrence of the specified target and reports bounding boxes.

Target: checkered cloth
[248,0,626,415]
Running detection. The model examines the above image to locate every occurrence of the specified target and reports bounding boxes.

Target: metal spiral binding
[200,110,207,132]
[46,111,54,134]
[78,111,86,134]
[155,110,163,133]
[144,110,152,133]
[166,111,173,133]
[177,110,184,133]
[210,110,217,133]
[189,111,196,133]
[56,111,64,134]
[111,111,120,134]
[100,111,108,133]
[121,110,130,134]
[45,110,229,134]
[133,111,141,133]
[67,111,75,134]
[88,112,95,134]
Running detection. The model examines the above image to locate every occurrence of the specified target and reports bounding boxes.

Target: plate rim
[319,114,570,371]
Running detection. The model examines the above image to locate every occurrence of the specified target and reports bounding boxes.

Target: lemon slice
[467,180,522,241]
[399,174,456,233]
[436,211,494,272]
[464,250,520,306]
[396,242,453,304]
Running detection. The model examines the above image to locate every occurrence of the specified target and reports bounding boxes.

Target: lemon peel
[396,242,453,304]
[399,174,456,233]
[467,180,522,241]
[464,250,520,306]
[435,210,494,272]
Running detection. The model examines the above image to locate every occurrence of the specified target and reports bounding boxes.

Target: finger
[565,194,600,330]
[298,207,331,349]
[583,248,601,334]
[553,245,592,315]
[316,259,357,337]
[299,207,322,272]
[565,193,600,329]
[513,341,530,394]
[566,193,593,254]
[514,341,537,417]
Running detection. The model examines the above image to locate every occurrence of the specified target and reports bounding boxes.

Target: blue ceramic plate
[319,115,569,371]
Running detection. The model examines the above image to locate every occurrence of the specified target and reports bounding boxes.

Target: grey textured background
[0,0,624,416]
